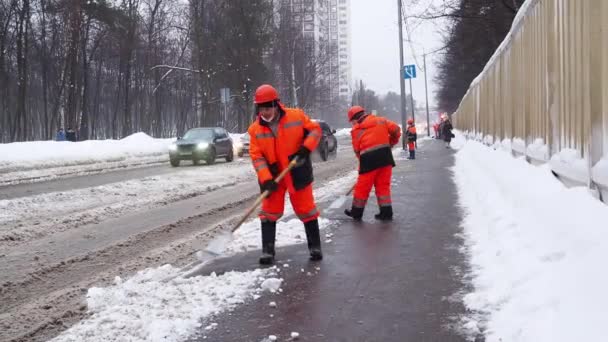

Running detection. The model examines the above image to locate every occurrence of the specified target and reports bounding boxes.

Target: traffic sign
[220,88,231,104]
[403,65,416,79]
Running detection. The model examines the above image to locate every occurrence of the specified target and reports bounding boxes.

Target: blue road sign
[403,65,417,79]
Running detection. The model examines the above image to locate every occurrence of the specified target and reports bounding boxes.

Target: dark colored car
[314,120,338,161]
[169,127,234,167]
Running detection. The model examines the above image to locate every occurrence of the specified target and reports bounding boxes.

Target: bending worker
[344,106,401,221]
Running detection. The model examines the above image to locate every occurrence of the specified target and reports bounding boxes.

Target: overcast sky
[351,0,444,109]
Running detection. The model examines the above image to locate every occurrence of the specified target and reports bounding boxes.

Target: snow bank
[549,148,589,184]
[0,132,174,171]
[51,265,277,342]
[483,135,494,146]
[454,139,608,342]
[526,138,549,162]
[592,158,608,188]
[500,138,512,152]
[334,128,351,137]
[512,137,526,154]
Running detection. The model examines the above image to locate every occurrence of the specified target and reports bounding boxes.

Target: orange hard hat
[254,84,279,104]
[407,118,414,125]
[347,106,365,121]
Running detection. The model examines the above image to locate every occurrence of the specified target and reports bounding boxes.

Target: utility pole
[397,0,407,150]
[424,53,430,136]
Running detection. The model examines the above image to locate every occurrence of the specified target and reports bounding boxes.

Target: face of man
[258,103,278,122]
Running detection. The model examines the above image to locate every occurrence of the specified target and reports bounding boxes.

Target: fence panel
[453,0,608,201]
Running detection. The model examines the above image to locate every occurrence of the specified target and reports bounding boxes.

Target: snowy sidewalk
[189,139,471,342]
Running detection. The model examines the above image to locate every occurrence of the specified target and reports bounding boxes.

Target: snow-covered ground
[50,171,356,342]
[0,133,175,184]
[0,161,254,243]
[453,137,608,341]
[50,265,281,342]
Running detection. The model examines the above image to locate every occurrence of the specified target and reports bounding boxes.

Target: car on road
[314,120,338,161]
[236,134,250,157]
[169,127,234,167]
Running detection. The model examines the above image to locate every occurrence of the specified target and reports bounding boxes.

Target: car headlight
[197,142,209,149]
[169,144,177,151]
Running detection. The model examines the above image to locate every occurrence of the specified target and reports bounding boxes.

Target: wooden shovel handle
[231,158,299,232]
[346,182,356,196]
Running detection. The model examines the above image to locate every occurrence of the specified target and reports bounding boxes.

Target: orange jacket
[248,104,321,192]
[351,114,401,174]
[406,125,417,142]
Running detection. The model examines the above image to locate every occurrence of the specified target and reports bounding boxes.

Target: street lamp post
[423,53,430,136]
[397,0,407,150]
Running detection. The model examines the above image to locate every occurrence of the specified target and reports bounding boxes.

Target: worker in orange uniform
[406,118,417,160]
[344,106,402,221]
[248,84,323,265]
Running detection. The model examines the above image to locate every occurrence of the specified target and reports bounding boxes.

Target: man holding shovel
[248,84,323,265]
[344,106,401,221]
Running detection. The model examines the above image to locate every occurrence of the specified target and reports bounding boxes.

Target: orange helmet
[347,106,365,121]
[407,118,414,125]
[254,84,279,104]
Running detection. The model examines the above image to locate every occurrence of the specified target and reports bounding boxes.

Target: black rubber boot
[374,206,393,221]
[259,221,276,265]
[408,150,415,160]
[344,206,364,221]
[304,219,323,261]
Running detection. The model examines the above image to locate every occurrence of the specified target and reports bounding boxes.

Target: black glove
[295,146,311,161]
[260,180,278,194]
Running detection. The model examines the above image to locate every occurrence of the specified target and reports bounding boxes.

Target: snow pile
[499,138,512,152]
[454,139,608,342]
[334,128,351,137]
[51,265,277,342]
[526,138,549,162]
[512,137,526,154]
[260,278,283,293]
[0,132,174,171]
[483,135,494,146]
[592,158,608,187]
[550,148,589,184]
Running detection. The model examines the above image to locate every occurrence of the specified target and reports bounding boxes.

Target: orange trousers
[352,165,392,209]
[259,184,320,223]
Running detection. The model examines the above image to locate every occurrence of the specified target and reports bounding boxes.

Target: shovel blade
[202,229,233,256]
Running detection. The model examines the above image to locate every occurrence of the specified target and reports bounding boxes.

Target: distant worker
[344,106,401,221]
[406,119,417,160]
[66,127,77,142]
[55,128,66,141]
[440,114,454,148]
[248,84,323,265]
[433,121,440,139]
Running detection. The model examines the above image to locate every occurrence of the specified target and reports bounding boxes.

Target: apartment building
[276,0,352,106]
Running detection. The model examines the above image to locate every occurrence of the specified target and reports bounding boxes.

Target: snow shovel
[327,181,356,212]
[195,157,300,264]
